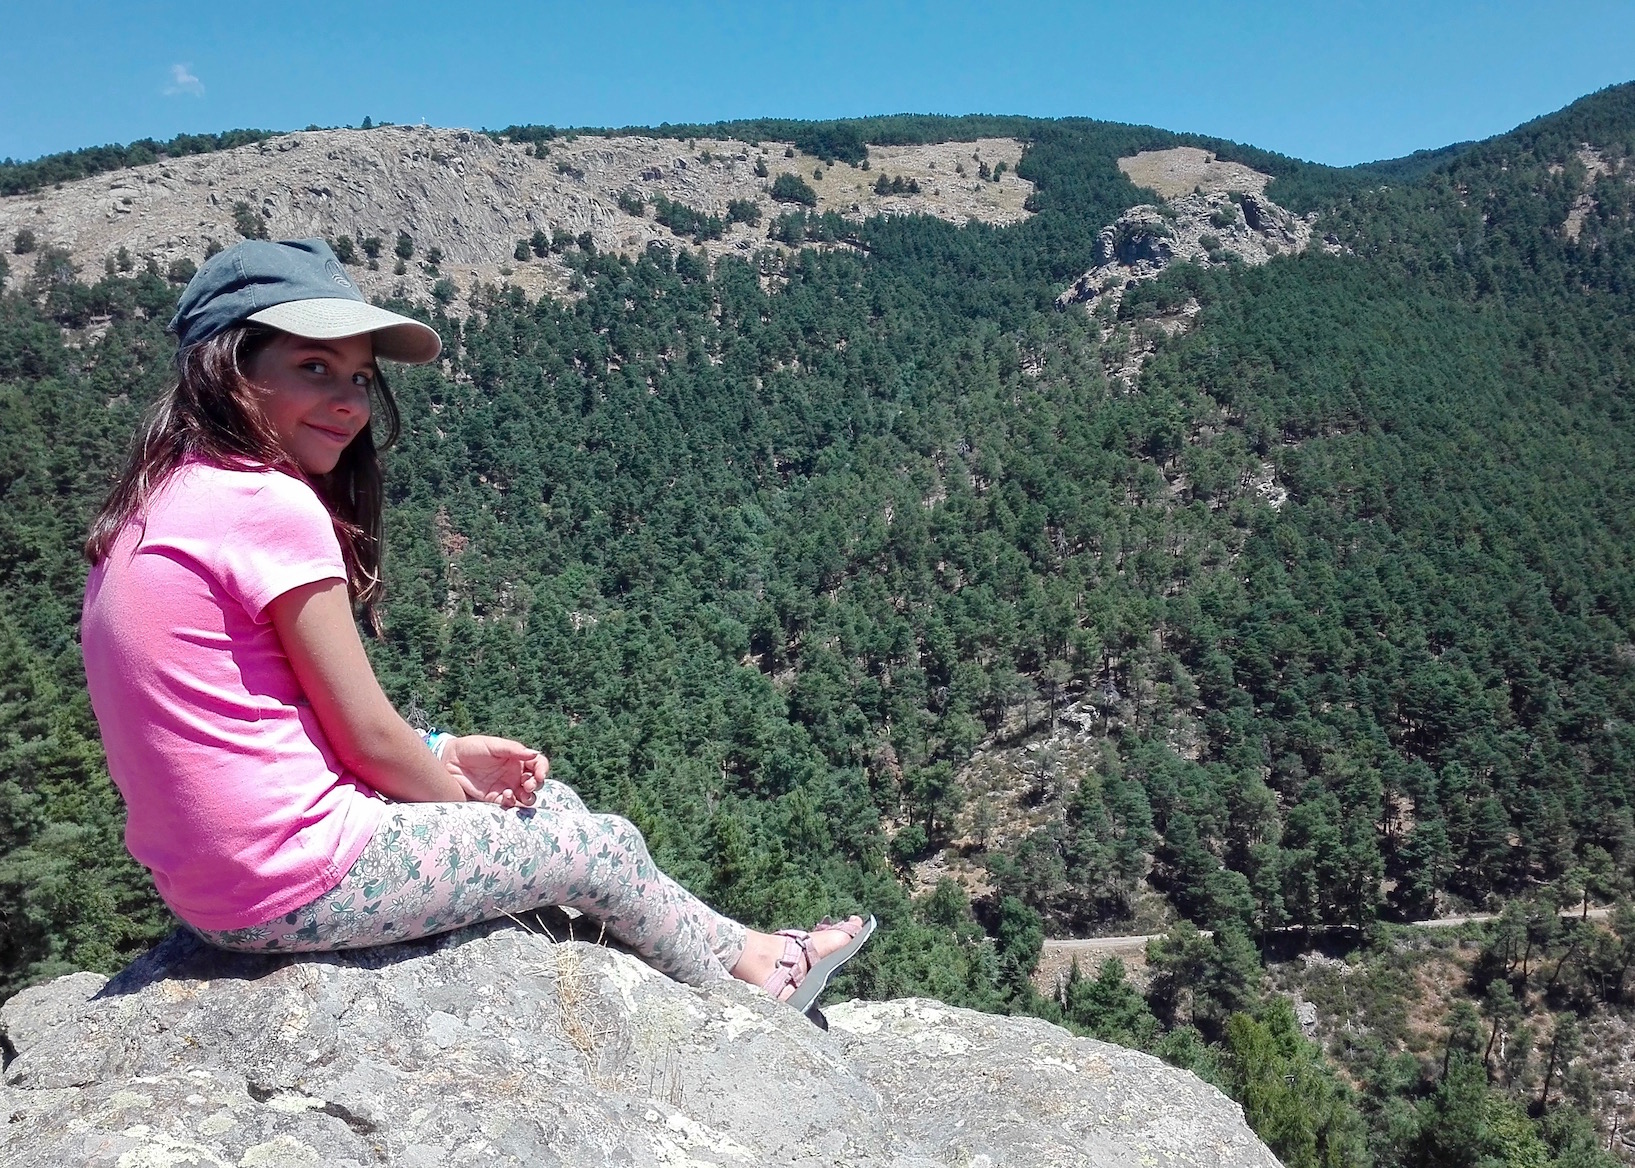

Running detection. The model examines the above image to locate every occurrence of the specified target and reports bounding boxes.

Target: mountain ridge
[3,81,1635,1167]
[0,125,1032,311]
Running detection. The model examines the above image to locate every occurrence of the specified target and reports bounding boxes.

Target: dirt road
[1033,906,1615,994]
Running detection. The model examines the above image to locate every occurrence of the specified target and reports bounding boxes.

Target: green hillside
[5,85,1635,1166]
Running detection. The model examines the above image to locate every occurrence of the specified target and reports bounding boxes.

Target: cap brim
[246,299,442,364]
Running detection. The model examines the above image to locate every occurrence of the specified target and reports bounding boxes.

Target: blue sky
[4,1,1635,167]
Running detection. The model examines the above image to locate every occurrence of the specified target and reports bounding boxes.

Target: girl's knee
[597,813,650,860]
[533,778,587,813]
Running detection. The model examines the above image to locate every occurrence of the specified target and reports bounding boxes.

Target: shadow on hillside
[1258,926,1372,965]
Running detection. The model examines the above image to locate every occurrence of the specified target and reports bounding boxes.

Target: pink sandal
[760,914,876,1012]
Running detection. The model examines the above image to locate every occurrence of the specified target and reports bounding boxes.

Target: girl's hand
[441,736,548,809]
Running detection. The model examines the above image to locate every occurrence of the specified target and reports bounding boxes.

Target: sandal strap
[758,918,866,1000]
[760,930,816,998]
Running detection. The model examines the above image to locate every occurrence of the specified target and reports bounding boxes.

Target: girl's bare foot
[730,916,867,999]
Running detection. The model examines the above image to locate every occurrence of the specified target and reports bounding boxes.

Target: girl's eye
[352,373,374,389]
[303,361,328,375]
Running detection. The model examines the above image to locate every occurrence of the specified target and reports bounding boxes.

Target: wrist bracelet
[419,728,454,760]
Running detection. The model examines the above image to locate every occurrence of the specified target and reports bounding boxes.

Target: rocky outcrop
[1056,148,1314,315]
[1055,186,1312,313]
[0,127,1033,312]
[0,922,1279,1167]
[1562,144,1628,242]
[1052,153,1315,390]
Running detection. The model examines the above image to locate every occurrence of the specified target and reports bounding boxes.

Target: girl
[80,238,871,1014]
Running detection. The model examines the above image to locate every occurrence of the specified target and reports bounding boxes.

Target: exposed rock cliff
[1056,153,1313,314]
[0,922,1278,1167]
[1054,149,1316,390]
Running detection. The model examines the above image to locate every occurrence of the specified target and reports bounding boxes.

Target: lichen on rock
[1,921,1278,1167]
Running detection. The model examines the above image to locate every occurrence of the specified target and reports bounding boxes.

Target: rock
[1053,154,1318,391]
[0,127,1034,314]
[828,1000,1276,1167]
[0,923,1279,1167]
[1056,148,1316,317]
[1093,211,1175,269]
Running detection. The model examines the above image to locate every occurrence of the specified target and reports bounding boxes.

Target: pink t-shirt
[81,461,385,931]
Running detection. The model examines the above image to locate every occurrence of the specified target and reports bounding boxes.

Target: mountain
[0,124,1032,309]
[3,87,1635,1167]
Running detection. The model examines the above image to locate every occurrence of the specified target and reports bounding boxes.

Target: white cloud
[163,64,204,97]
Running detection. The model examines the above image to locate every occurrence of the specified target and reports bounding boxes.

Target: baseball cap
[167,238,442,364]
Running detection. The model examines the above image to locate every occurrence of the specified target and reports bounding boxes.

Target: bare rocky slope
[0,125,1031,310]
[1057,147,1317,314]
[1054,148,1322,389]
[0,922,1278,1168]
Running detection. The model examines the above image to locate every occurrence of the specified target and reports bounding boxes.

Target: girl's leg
[198,799,746,986]
[524,753,872,994]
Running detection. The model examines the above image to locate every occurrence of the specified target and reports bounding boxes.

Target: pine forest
[5,85,1635,1168]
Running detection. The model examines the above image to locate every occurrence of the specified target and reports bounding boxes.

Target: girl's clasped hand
[78,237,872,1020]
[441,735,548,808]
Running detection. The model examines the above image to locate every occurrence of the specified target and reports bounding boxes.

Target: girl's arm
[269,579,465,803]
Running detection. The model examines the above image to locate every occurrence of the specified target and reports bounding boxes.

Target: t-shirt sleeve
[214,473,349,622]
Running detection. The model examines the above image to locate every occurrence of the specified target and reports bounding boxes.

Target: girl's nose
[333,384,371,415]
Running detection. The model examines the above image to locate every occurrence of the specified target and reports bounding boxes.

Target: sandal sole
[785,914,876,1013]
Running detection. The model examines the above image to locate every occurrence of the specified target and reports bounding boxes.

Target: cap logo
[325,259,353,288]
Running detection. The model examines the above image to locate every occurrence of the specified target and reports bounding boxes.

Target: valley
[3,91,1635,1167]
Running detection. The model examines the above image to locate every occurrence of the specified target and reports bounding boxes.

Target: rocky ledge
[0,922,1278,1167]
[1054,189,1314,313]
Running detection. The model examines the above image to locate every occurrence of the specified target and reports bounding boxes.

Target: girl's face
[245,332,377,475]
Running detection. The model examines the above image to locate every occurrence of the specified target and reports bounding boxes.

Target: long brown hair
[85,325,402,630]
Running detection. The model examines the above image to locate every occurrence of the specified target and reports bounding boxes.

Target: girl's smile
[246,332,377,475]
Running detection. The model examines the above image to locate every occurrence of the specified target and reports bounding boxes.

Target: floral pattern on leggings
[192,780,746,986]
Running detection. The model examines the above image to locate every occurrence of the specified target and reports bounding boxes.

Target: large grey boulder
[0,921,1279,1167]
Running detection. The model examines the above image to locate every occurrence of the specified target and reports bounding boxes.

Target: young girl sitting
[80,238,871,1014]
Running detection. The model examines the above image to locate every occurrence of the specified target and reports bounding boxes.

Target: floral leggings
[193,780,747,986]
